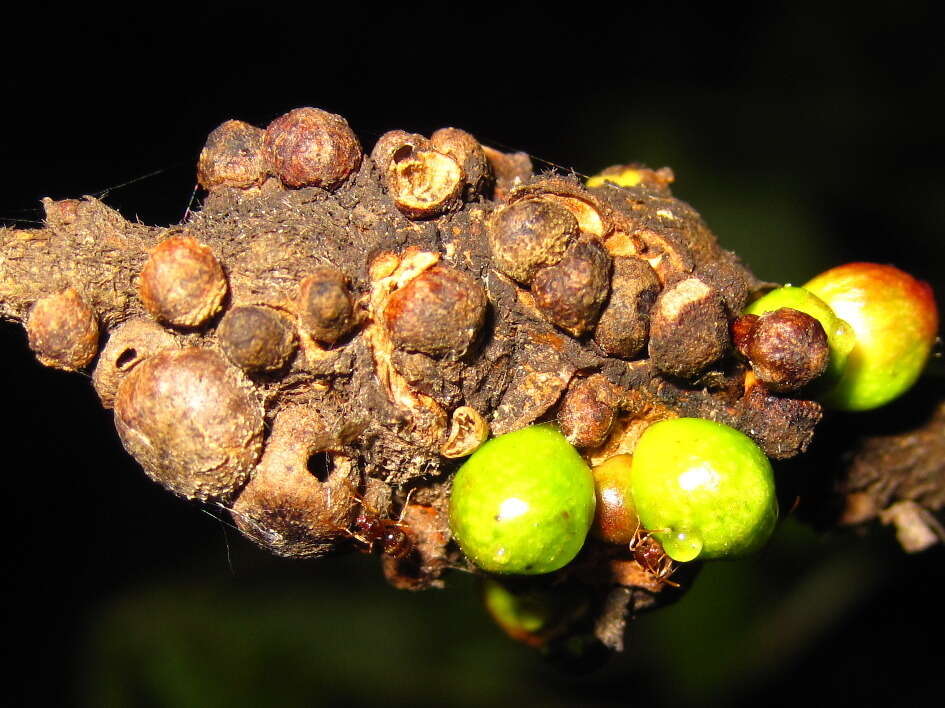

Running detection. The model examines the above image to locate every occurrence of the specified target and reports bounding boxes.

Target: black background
[2,2,944,706]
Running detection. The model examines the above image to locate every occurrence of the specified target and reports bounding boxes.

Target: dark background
[2,2,944,706]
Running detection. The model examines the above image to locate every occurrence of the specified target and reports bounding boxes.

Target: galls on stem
[92,318,178,408]
[558,375,619,449]
[648,277,729,379]
[114,348,264,502]
[218,305,296,372]
[532,237,611,337]
[383,265,487,359]
[264,107,363,190]
[197,119,268,191]
[297,267,357,345]
[138,235,228,328]
[231,406,360,559]
[26,287,99,371]
[487,199,579,285]
[430,127,493,199]
[593,257,661,359]
[371,131,464,218]
[733,308,829,393]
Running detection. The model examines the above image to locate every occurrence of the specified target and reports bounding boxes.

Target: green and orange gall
[745,264,937,411]
[803,263,938,411]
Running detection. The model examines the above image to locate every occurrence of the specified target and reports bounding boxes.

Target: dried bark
[3,106,937,661]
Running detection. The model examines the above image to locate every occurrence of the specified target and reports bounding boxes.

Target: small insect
[346,486,415,561]
[628,524,679,588]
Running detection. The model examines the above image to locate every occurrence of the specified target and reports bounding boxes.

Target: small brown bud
[594,257,661,358]
[114,348,264,502]
[263,107,363,189]
[385,146,463,218]
[488,199,579,284]
[231,406,358,558]
[139,236,228,328]
[26,288,99,371]
[384,265,487,358]
[297,267,356,344]
[482,146,533,201]
[218,305,296,372]
[197,119,268,190]
[649,277,730,379]
[430,127,493,198]
[92,318,179,408]
[558,375,619,449]
[737,308,829,393]
[532,238,611,337]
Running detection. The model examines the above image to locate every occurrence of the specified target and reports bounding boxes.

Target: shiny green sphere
[629,418,778,562]
[448,424,596,574]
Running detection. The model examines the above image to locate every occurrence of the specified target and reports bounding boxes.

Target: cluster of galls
[489,180,739,385]
[10,104,872,660]
[19,106,529,576]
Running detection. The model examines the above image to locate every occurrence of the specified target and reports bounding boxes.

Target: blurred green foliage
[78,519,896,708]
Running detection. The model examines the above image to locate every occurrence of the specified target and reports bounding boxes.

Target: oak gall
[558,375,618,449]
[297,268,356,344]
[25,288,99,371]
[370,131,428,168]
[197,119,268,190]
[114,348,264,502]
[92,318,179,408]
[383,265,487,358]
[648,277,730,379]
[387,147,463,218]
[218,305,296,372]
[138,236,228,328]
[488,199,579,285]
[594,257,660,358]
[231,406,358,558]
[264,107,362,189]
[430,127,493,198]
[532,238,611,337]
[735,308,829,393]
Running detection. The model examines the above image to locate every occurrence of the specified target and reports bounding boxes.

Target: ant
[627,523,679,588]
[344,484,415,561]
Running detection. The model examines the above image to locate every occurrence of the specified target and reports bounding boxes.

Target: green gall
[629,418,778,562]
[448,424,596,574]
